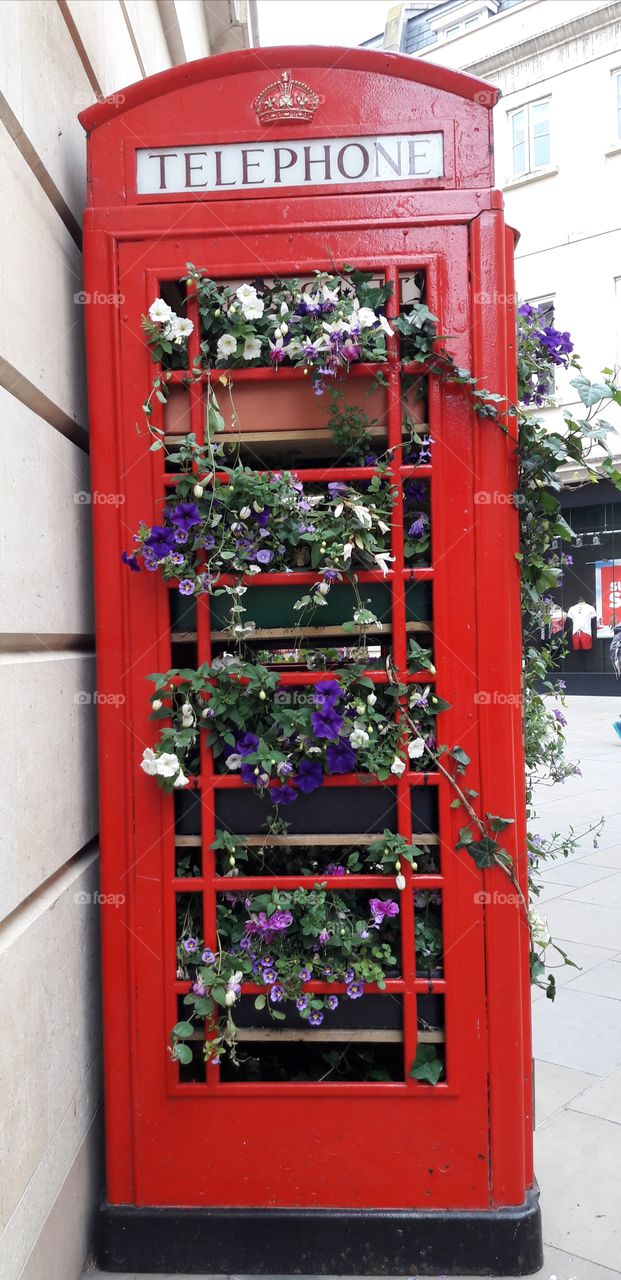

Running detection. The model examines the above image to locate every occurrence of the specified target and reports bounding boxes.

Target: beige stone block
[0,653,98,921]
[0,852,102,1270]
[122,0,172,76]
[0,0,89,219]
[0,390,94,637]
[0,129,87,430]
[65,0,143,99]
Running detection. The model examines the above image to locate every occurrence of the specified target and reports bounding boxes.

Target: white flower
[242,297,264,320]
[529,909,551,951]
[367,693,377,706]
[350,729,370,749]
[225,753,243,771]
[152,699,163,712]
[334,503,344,518]
[356,306,377,329]
[396,873,407,891]
[280,301,289,316]
[408,737,426,759]
[173,769,189,788]
[246,564,261,576]
[242,337,262,361]
[156,752,182,778]
[193,483,204,498]
[390,757,406,776]
[377,520,390,534]
[239,506,252,519]
[224,989,237,1007]
[374,552,395,576]
[170,316,194,344]
[353,504,372,529]
[343,542,354,561]
[236,283,259,306]
[317,581,331,596]
[274,326,283,340]
[149,298,174,325]
[181,702,195,728]
[322,284,340,305]
[377,314,394,337]
[140,747,159,776]
[217,334,238,358]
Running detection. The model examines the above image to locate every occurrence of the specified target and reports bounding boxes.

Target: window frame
[507,97,552,179]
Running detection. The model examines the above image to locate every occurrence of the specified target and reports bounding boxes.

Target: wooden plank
[186,1029,445,1044]
[174,833,439,848]
[171,620,433,642]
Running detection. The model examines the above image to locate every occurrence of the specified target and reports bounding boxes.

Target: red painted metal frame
[81,48,532,1218]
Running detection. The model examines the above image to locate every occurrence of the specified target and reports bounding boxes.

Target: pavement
[84,696,621,1280]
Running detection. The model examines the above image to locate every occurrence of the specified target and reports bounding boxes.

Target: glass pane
[531,100,550,168]
[511,110,526,175]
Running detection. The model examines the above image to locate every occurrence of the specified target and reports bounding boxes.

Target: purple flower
[325,739,357,774]
[201,948,216,964]
[359,928,370,940]
[318,929,331,945]
[314,679,342,705]
[308,1010,324,1026]
[369,897,400,923]
[144,525,177,561]
[271,783,298,806]
[553,709,567,727]
[323,965,334,977]
[299,967,312,982]
[255,549,274,566]
[324,863,346,876]
[311,707,344,739]
[295,759,324,794]
[346,981,364,1000]
[239,936,254,952]
[237,732,260,757]
[260,955,274,967]
[168,502,202,531]
[408,514,427,538]
[268,910,293,931]
[183,937,198,953]
[269,983,285,1003]
[344,969,354,983]
[178,579,196,596]
[322,569,339,584]
[121,550,140,572]
[240,762,261,786]
[326,995,339,1011]
[296,995,309,1012]
[192,979,207,996]
[328,482,348,498]
[262,968,278,983]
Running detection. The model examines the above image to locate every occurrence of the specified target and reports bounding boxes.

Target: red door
[99,212,494,1210]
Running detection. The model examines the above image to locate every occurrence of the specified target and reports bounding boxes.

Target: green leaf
[409,1043,443,1085]
[172,1020,194,1039]
[254,994,267,1010]
[174,1043,193,1065]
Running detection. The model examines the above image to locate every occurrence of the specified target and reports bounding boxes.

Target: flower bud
[193,484,204,498]
[229,855,236,866]
[412,861,418,872]
[396,874,407,891]
[224,989,237,1006]
[259,690,266,701]
[395,859,401,872]
[152,698,163,711]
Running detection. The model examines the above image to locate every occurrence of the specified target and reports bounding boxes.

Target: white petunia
[356,306,377,329]
[225,753,243,771]
[236,283,259,305]
[156,752,182,779]
[349,729,370,749]
[529,909,551,950]
[390,757,406,776]
[149,298,174,325]
[217,334,238,358]
[239,506,252,519]
[173,769,189,788]
[242,297,265,320]
[242,337,262,361]
[408,737,426,759]
[140,748,159,776]
[170,316,194,344]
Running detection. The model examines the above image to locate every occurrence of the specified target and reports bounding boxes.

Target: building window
[509,98,551,177]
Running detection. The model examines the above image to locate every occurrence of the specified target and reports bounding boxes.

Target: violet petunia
[325,738,357,774]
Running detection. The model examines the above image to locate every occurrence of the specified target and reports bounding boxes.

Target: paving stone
[534,1059,595,1125]
[532,987,621,1074]
[535,1109,621,1271]
[568,1062,621,1125]
[566,959,621,999]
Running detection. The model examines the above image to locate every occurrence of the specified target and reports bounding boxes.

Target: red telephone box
[80,47,542,1275]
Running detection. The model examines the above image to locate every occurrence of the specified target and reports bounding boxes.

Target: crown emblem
[252,71,319,125]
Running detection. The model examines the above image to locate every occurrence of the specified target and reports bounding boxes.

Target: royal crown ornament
[252,71,320,125]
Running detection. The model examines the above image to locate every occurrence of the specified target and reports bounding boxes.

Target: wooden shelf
[175,833,439,847]
[187,1028,444,1044]
[172,621,433,643]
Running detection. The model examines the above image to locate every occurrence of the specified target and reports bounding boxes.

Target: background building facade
[367,0,621,689]
[0,6,255,1279]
